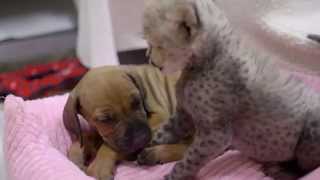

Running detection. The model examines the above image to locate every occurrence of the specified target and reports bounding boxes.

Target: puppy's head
[91,71,152,155]
[143,0,226,73]
[63,67,152,155]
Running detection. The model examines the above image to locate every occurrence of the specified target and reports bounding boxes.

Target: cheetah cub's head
[143,0,225,73]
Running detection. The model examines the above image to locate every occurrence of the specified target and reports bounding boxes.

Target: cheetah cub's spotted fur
[140,0,320,180]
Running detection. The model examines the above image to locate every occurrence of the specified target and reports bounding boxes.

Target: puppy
[142,0,320,180]
[63,65,189,180]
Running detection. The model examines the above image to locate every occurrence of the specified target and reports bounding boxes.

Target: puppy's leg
[82,129,103,166]
[86,144,119,180]
[165,119,232,180]
[137,143,189,165]
[67,142,86,171]
[152,108,194,145]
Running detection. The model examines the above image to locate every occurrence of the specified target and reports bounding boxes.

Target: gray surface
[0,0,77,64]
[0,30,77,64]
[0,0,77,42]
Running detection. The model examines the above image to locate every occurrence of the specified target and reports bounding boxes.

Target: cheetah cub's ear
[143,0,202,73]
[173,2,201,43]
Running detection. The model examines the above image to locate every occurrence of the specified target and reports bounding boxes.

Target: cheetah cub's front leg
[137,108,193,166]
[164,115,232,180]
[137,144,189,165]
[151,108,194,145]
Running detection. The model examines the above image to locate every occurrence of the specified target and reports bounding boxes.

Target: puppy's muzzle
[118,121,152,154]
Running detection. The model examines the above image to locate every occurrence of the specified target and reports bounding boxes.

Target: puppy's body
[63,65,185,179]
[142,0,320,180]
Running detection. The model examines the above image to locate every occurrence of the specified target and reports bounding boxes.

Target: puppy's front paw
[86,159,114,180]
[86,166,114,180]
[67,142,86,171]
[137,147,161,165]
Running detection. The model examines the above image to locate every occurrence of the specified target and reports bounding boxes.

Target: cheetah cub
[139,0,320,180]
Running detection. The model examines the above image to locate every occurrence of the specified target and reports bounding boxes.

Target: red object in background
[0,58,88,100]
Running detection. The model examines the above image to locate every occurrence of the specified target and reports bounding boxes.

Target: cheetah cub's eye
[180,21,192,39]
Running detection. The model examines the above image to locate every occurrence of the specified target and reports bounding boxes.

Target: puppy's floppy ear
[126,72,149,112]
[63,93,83,146]
[176,2,201,40]
[82,129,103,166]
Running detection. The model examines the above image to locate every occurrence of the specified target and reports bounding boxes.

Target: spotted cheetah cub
[139,0,320,180]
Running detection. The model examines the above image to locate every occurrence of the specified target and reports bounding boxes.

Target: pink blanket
[4,91,320,180]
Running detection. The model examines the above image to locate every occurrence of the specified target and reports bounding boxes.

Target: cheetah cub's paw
[137,144,187,166]
[137,147,161,165]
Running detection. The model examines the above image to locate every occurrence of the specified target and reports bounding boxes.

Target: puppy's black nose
[122,121,152,153]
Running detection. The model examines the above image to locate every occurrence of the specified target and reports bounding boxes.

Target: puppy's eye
[103,115,112,121]
[97,115,113,123]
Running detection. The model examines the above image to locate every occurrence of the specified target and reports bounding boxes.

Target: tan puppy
[63,65,189,180]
